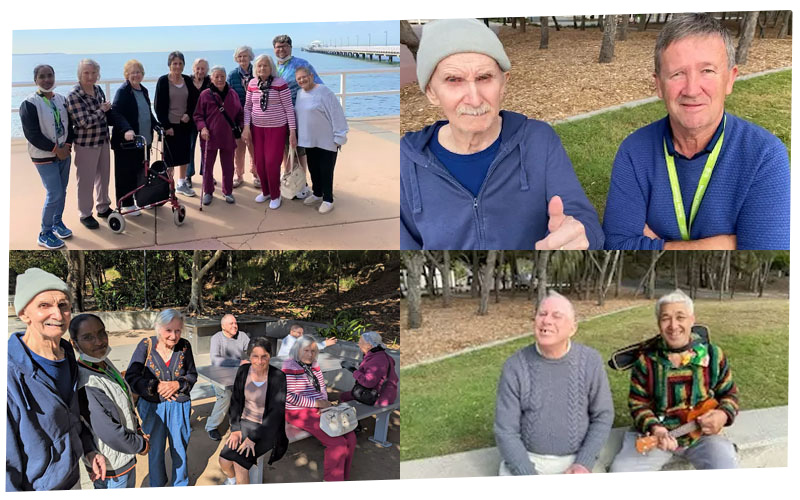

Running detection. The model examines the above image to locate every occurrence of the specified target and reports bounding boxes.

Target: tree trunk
[400,20,420,61]
[615,251,624,298]
[599,15,619,63]
[736,11,760,65]
[635,250,666,297]
[402,252,425,329]
[471,250,480,298]
[580,15,586,31]
[478,251,497,315]
[778,11,791,38]
[552,16,561,31]
[520,17,527,33]
[187,250,224,314]
[510,251,519,299]
[495,251,505,303]
[540,17,550,49]
[617,15,629,40]
[442,250,452,308]
[61,250,85,312]
[673,251,679,289]
[512,17,517,29]
[758,255,774,297]
[639,14,651,32]
[226,252,234,284]
[535,251,551,309]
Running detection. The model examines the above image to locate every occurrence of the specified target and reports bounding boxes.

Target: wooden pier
[302,45,400,63]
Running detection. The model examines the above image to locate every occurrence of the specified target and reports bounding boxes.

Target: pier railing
[11,67,399,116]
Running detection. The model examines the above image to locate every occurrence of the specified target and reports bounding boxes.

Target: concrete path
[10,117,399,250]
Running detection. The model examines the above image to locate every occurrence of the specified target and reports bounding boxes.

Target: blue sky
[12,21,399,55]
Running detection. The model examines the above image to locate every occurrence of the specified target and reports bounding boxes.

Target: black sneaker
[97,208,114,218]
[80,216,100,229]
[208,428,221,441]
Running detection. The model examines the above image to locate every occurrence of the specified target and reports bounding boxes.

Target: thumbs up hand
[534,196,589,250]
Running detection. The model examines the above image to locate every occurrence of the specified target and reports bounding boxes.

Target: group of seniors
[7,268,397,491]
[401,14,790,250]
[494,289,739,475]
[20,35,350,249]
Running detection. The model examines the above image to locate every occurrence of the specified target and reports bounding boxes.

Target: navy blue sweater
[401,110,603,250]
[602,112,790,249]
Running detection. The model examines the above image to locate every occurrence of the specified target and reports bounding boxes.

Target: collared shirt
[663,113,725,160]
[66,84,109,147]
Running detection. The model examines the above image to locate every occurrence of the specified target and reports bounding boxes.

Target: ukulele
[635,398,719,454]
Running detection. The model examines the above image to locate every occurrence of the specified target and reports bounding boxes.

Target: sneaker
[37,231,65,249]
[52,221,73,239]
[233,177,243,189]
[184,177,193,189]
[269,197,281,210]
[176,182,196,197]
[319,201,334,214]
[255,193,269,203]
[303,194,323,206]
[202,193,213,206]
[125,205,141,217]
[294,185,311,200]
[223,477,236,485]
[97,208,113,218]
[208,428,222,441]
[225,194,235,204]
[80,215,99,229]
[253,176,261,189]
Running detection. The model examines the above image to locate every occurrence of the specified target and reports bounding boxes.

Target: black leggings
[113,147,147,207]
[305,147,338,203]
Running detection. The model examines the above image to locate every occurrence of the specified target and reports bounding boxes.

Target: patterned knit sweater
[628,333,739,448]
[494,342,614,475]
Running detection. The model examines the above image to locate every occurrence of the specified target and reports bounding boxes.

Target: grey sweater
[210,331,251,367]
[494,342,613,475]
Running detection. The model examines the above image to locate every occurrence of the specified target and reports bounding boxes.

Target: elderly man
[401,18,603,250]
[603,13,790,250]
[276,323,336,358]
[494,291,613,475]
[609,289,739,472]
[205,314,250,441]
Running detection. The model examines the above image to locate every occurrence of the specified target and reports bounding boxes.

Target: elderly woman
[282,335,356,481]
[70,313,148,489]
[7,268,106,490]
[193,65,243,205]
[110,59,159,216]
[243,54,296,209]
[340,332,397,407]
[219,337,288,485]
[400,18,603,250]
[295,66,348,214]
[228,45,258,188]
[609,289,739,472]
[20,65,74,249]
[185,58,212,187]
[66,59,113,230]
[154,51,198,198]
[125,309,197,487]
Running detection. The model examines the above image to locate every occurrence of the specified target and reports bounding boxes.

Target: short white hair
[655,289,694,317]
[154,308,183,331]
[253,54,276,77]
[221,314,235,327]
[290,335,319,363]
[360,331,385,348]
[77,58,100,79]
[209,65,226,77]
[192,58,209,70]
[233,45,254,62]
[537,290,576,322]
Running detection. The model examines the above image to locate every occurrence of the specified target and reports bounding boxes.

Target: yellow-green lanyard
[39,93,65,138]
[86,360,130,397]
[663,117,726,241]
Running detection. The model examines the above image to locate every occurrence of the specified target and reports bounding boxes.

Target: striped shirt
[66,84,109,147]
[243,76,296,129]
[281,358,327,410]
[628,334,739,448]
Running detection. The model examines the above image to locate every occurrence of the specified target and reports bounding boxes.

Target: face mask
[37,84,55,93]
[276,55,291,64]
[77,345,112,363]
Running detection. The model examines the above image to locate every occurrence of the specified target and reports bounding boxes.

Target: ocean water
[11,49,399,137]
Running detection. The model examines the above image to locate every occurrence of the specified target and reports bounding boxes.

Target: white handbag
[280,148,307,199]
[319,403,357,437]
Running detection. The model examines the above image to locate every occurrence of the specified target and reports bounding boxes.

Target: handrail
[11,68,399,115]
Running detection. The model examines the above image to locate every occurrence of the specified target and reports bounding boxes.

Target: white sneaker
[223,476,236,485]
[303,194,323,206]
[269,197,282,210]
[255,193,269,203]
[126,205,142,216]
[319,201,334,214]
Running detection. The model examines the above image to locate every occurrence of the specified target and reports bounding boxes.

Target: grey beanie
[14,268,70,315]
[416,18,511,92]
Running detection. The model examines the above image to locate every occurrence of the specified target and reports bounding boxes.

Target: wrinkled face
[79,64,99,86]
[169,57,185,74]
[299,343,318,364]
[534,296,576,351]
[222,316,238,336]
[655,34,737,139]
[255,58,272,80]
[425,52,508,136]
[295,69,314,91]
[236,51,251,70]
[358,337,371,353]
[127,67,144,85]
[211,70,226,90]
[73,317,109,360]
[157,318,183,349]
[34,66,55,91]
[273,42,292,59]
[290,327,304,338]
[193,61,209,80]
[20,290,71,341]
[658,302,695,349]
[250,346,270,370]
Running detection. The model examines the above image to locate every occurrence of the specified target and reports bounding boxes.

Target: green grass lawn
[400,299,789,461]
[554,70,792,219]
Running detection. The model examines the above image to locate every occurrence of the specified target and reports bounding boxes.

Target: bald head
[221,314,238,337]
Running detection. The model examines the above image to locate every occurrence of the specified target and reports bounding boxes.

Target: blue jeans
[205,385,232,432]
[93,468,136,489]
[138,398,192,487]
[34,157,70,233]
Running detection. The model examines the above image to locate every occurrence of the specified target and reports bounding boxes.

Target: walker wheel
[173,205,186,226]
[108,212,126,233]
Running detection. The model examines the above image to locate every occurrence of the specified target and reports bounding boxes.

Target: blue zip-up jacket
[400,110,603,249]
[6,332,96,491]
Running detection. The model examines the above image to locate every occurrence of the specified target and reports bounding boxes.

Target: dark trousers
[113,147,147,208]
[305,147,338,203]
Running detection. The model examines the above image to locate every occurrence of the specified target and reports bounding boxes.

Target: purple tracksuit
[341,347,398,407]
[193,85,243,196]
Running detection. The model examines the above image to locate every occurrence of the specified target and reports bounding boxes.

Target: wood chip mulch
[401,26,792,134]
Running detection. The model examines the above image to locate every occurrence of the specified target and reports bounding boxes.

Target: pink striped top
[281,358,327,410]
[243,76,296,129]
